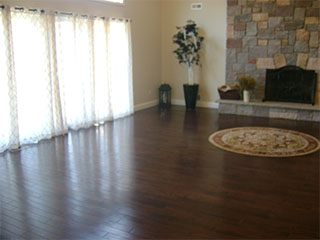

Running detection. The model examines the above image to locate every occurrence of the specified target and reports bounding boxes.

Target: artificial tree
[172,20,204,110]
[173,20,204,85]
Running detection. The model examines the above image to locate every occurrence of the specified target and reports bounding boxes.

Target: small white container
[243,90,250,103]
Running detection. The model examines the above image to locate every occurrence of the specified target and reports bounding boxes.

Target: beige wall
[1,0,162,108]
[161,0,227,105]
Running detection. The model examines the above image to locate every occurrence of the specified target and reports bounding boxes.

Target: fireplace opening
[263,65,317,105]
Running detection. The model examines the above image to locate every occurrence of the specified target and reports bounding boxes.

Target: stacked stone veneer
[226,0,320,103]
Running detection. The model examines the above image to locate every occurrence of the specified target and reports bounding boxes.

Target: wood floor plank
[0,106,319,239]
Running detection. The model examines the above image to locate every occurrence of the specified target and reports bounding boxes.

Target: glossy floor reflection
[0,106,319,239]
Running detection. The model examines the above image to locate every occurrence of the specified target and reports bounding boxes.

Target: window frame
[91,0,125,6]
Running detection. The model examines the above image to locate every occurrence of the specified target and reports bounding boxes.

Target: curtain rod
[55,11,131,22]
[0,5,131,22]
[14,7,45,14]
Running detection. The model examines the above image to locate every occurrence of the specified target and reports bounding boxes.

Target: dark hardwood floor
[0,106,319,239]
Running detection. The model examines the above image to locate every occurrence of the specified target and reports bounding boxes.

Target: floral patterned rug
[208,127,320,157]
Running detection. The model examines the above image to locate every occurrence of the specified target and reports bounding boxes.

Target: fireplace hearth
[263,65,317,105]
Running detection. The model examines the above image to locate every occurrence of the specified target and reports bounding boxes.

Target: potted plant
[237,76,256,102]
[172,20,204,110]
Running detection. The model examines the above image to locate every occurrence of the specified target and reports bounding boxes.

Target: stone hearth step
[217,99,320,122]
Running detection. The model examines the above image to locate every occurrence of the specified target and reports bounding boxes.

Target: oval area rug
[208,127,320,157]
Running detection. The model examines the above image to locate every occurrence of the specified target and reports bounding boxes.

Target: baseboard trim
[134,99,219,111]
[197,101,219,109]
[134,99,158,112]
[172,99,219,109]
[171,99,185,106]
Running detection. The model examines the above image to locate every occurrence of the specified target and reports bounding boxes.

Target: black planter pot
[183,84,199,111]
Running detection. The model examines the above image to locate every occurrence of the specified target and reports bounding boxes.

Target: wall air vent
[191,3,202,10]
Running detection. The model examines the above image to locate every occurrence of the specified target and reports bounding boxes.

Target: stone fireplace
[226,0,320,104]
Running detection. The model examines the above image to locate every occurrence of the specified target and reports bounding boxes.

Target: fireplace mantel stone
[217,99,320,122]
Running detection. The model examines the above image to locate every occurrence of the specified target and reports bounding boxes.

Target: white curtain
[0,7,133,153]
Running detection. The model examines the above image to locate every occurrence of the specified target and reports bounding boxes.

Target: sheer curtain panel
[0,7,133,153]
